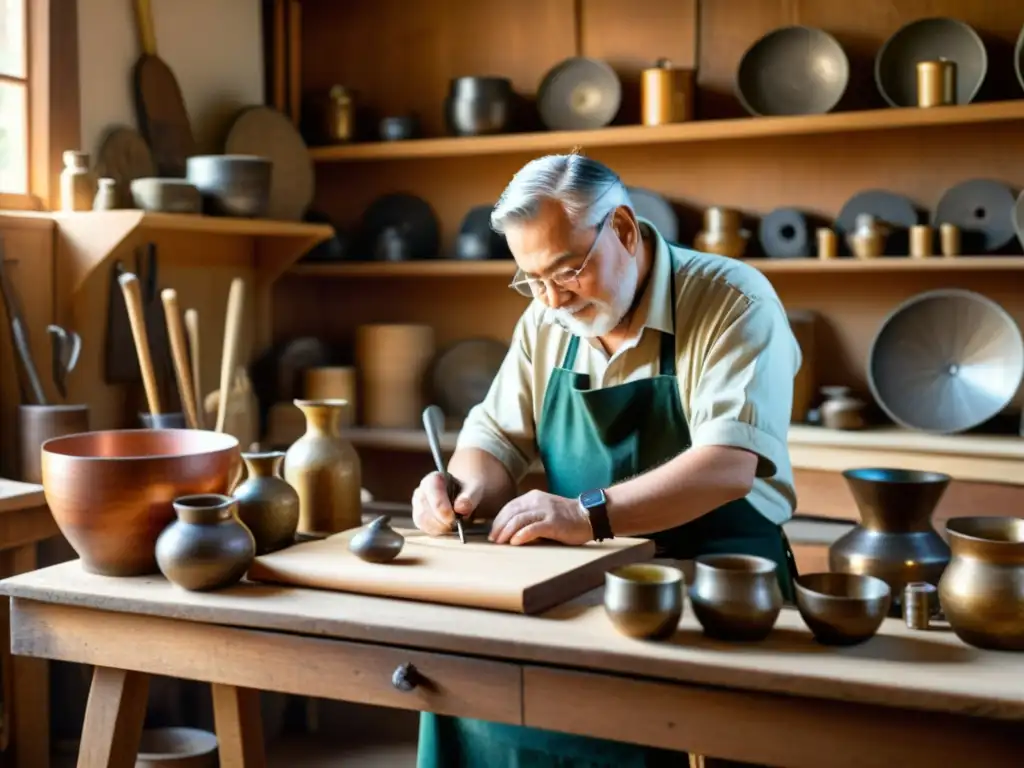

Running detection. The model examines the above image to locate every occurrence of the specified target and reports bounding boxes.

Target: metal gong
[868,289,1024,434]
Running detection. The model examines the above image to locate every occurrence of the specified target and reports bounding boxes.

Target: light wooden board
[5,561,1024,721]
[247,526,654,614]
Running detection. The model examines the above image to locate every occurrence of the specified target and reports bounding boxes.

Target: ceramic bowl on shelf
[736,25,849,116]
[186,154,272,218]
[40,429,239,577]
[795,572,891,646]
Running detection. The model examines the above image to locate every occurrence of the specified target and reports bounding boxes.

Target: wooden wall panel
[300,0,577,138]
[0,216,56,479]
[580,0,698,124]
[697,0,1024,119]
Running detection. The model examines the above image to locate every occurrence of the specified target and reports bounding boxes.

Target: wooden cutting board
[247,524,655,614]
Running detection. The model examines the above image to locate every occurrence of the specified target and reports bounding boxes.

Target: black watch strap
[579,488,613,542]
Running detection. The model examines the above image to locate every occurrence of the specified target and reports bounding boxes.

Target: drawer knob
[391,663,420,692]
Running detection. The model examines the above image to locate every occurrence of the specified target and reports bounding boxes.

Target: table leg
[211,684,265,768]
[1,543,50,768]
[77,667,149,768]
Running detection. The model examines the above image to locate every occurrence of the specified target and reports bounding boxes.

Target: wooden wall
[0,215,56,478]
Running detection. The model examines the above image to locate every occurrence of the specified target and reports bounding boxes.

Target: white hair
[490,154,633,234]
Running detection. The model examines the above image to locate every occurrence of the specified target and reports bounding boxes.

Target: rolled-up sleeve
[455,312,539,482]
[688,298,801,479]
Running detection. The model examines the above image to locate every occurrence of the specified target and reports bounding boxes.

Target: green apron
[418,262,797,768]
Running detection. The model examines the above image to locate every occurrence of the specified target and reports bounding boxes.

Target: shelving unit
[309,100,1024,163]
[276,0,1024,511]
[289,256,1024,279]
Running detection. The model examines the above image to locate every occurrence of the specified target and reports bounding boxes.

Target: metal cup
[604,564,683,640]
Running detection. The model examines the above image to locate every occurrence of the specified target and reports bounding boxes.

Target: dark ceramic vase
[155,494,256,591]
[233,451,300,555]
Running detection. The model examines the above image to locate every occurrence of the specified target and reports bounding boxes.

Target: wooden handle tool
[133,0,157,55]
[160,289,200,429]
[216,278,245,433]
[184,308,203,428]
[118,271,162,416]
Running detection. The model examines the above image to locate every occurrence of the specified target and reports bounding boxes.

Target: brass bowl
[41,429,239,577]
[604,564,683,640]
[796,572,891,646]
[938,516,1024,651]
[689,554,782,641]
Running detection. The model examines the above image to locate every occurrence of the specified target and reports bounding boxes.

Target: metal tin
[903,581,936,630]
[909,225,933,258]
[916,60,957,108]
[940,223,961,257]
[326,85,355,142]
[641,59,694,126]
[816,227,838,260]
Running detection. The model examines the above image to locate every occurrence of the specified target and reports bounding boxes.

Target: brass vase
[829,468,951,616]
[284,399,362,535]
[938,517,1024,651]
[232,451,300,555]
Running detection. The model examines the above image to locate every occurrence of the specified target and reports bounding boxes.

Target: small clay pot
[233,451,300,555]
[819,385,867,430]
[155,494,256,591]
[349,515,405,563]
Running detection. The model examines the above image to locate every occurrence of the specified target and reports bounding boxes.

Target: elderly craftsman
[412,153,801,768]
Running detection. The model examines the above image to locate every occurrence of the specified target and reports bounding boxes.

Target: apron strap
[658,259,677,376]
[560,334,581,370]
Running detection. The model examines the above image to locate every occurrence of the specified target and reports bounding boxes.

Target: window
[0,0,27,196]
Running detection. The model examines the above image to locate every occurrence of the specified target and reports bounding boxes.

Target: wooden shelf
[54,211,333,298]
[289,256,1024,278]
[339,425,1024,486]
[309,100,1024,163]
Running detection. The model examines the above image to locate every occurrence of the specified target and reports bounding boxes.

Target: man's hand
[412,472,483,536]
[489,490,593,546]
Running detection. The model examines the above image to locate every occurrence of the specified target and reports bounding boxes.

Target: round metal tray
[868,289,1024,434]
[875,17,988,107]
[537,58,621,131]
[736,26,849,116]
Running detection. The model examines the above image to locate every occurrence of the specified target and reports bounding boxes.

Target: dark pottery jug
[155,494,255,591]
[233,451,300,555]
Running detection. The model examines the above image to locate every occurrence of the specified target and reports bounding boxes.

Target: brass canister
[916,60,957,108]
[326,85,355,142]
[641,59,694,126]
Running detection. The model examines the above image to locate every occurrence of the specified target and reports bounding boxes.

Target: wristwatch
[578,488,614,542]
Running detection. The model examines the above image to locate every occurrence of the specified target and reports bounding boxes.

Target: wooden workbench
[0,479,59,768]
[2,560,1022,768]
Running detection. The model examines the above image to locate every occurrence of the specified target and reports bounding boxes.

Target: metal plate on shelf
[430,339,509,422]
[875,17,988,108]
[759,207,811,258]
[736,26,849,117]
[537,58,621,131]
[627,187,679,243]
[933,178,1018,254]
[868,289,1024,434]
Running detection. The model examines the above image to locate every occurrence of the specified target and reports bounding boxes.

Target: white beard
[548,255,639,337]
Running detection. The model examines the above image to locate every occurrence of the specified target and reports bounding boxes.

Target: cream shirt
[456,220,801,525]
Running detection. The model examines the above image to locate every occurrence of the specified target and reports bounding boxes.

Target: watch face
[579,488,606,509]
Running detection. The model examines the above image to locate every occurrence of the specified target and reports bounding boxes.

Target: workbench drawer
[317,640,523,724]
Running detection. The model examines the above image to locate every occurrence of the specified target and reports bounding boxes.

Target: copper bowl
[689,554,783,641]
[41,429,239,577]
[795,572,891,646]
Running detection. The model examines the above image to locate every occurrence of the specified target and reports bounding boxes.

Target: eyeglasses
[508,213,611,299]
